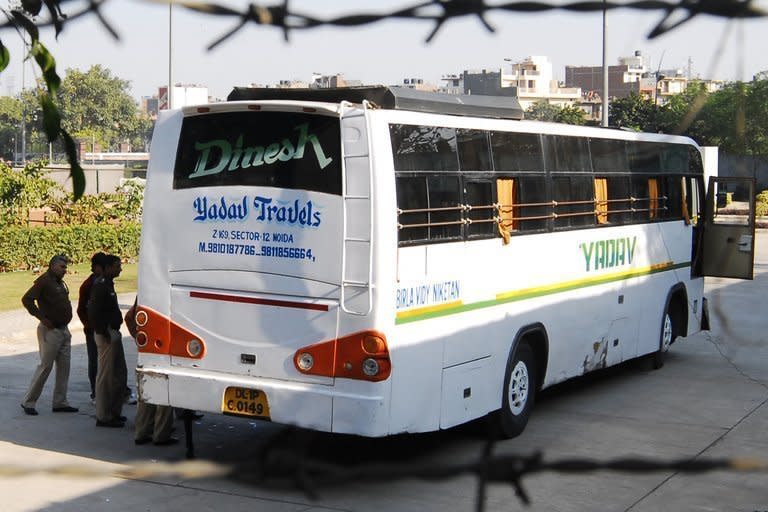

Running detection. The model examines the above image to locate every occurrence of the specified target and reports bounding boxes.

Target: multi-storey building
[501,56,581,110]
[565,50,647,99]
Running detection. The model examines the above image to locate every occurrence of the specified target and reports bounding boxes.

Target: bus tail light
[134,305,206,360]
[186,338,204,358]
[293,330,391,382]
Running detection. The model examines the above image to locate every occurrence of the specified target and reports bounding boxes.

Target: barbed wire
[0,448,766,508]
[1,0,766,197]
[2,0,767,50]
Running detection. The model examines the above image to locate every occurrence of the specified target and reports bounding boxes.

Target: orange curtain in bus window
[594,178,608,224]
[648,178,659,219]
[496,178,515,244]
[681,177,691,225]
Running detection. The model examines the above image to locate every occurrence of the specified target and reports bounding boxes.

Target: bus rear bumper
[136,367,390,437]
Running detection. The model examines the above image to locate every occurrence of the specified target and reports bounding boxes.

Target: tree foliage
[608,93,657,131]
[0,96,23,160]
[0,65,153,163]
[56,65,153,151]
[526,102,561,122]
[607,76,768,156]
[526,102,586,125]
[555,105,587,125]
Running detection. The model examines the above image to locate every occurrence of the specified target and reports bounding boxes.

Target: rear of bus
[135,101,391,435]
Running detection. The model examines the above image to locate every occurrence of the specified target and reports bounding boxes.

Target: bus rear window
[173,111,342,195]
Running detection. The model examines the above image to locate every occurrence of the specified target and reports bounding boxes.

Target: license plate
[222,387,270,418]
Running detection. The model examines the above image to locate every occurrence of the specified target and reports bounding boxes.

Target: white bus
[135,87,755,438]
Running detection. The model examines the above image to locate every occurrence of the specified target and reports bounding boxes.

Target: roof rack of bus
[227,86,524,120]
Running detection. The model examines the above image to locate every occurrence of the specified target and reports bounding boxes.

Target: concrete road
[1,234,767,512]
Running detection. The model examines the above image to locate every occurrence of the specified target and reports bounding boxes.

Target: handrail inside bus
[396,195,671,230]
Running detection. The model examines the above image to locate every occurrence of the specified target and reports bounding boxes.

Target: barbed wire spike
[425,0,495,43]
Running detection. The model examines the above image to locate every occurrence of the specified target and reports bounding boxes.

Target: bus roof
[227,86,525,121]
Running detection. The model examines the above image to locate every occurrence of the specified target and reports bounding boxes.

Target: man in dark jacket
[88,255,126,427]
[77,252,106,404]
[20,254,79,415]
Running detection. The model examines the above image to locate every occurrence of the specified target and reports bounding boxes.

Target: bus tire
[497,341,537,438]
[652,306,675,370]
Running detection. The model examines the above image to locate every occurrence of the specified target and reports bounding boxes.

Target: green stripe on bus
[395,261,691,325]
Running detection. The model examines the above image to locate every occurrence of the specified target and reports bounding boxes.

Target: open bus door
[701,176,756,279]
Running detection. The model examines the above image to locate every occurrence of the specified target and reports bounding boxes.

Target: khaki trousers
[94,328,125,422]
[135,403,174,443]
[22,324,72,409]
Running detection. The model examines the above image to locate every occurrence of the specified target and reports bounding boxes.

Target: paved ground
[1,235,767,512]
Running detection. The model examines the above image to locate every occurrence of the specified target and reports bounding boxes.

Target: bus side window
[427,175,462,240]
[607,177,632,225]
[517,176,549,232]
[544,135,591,173]
[631,176,650,222]
[396,176,428,243]
[465,180,496,238]
[664,176,683,220]
[390,125,459,173]
[553,175,597,229]
[491,132,544,172]
[458,130,492,172]
[591,138,629,174]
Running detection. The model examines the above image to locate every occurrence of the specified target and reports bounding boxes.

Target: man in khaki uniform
[88,255,126,428]
[20,255,79,415]
[124,299,177,445]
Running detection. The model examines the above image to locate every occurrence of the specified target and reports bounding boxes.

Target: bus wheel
[498,341,537,438]
[652,308,674,370]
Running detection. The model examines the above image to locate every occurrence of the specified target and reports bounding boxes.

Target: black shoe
[96,419,124,428]
[20,404,38,416]
[52,406,79,413]
[134,437,152,445]
[153,437,179,446]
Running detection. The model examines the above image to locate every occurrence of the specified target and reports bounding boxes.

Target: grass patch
[0,262,138,313]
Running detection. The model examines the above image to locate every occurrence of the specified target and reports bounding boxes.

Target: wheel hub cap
[661,313,673,353]
[508,360,529,416]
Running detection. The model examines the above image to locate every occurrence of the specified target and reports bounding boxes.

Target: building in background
[141,96,159,119]
[309,73,363,89]
[274,79,310,88]
[158,84,209,109]
[500,56,581,110]
[565,50,647,100]
[395,78,438,91]
[439,74,463,95]
[455,57,580,110]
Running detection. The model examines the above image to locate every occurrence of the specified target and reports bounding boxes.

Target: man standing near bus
[77,252,106,404]
[88,255,126,428]
[124,298,178,446]
[20,255,79,416]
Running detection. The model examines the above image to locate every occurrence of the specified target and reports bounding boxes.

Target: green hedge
[757,190,768,218]
[0,223,141,271]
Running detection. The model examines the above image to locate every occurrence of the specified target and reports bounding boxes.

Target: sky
[2,0,768,102]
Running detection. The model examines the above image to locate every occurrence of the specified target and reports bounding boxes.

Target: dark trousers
[84,327,98,398]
